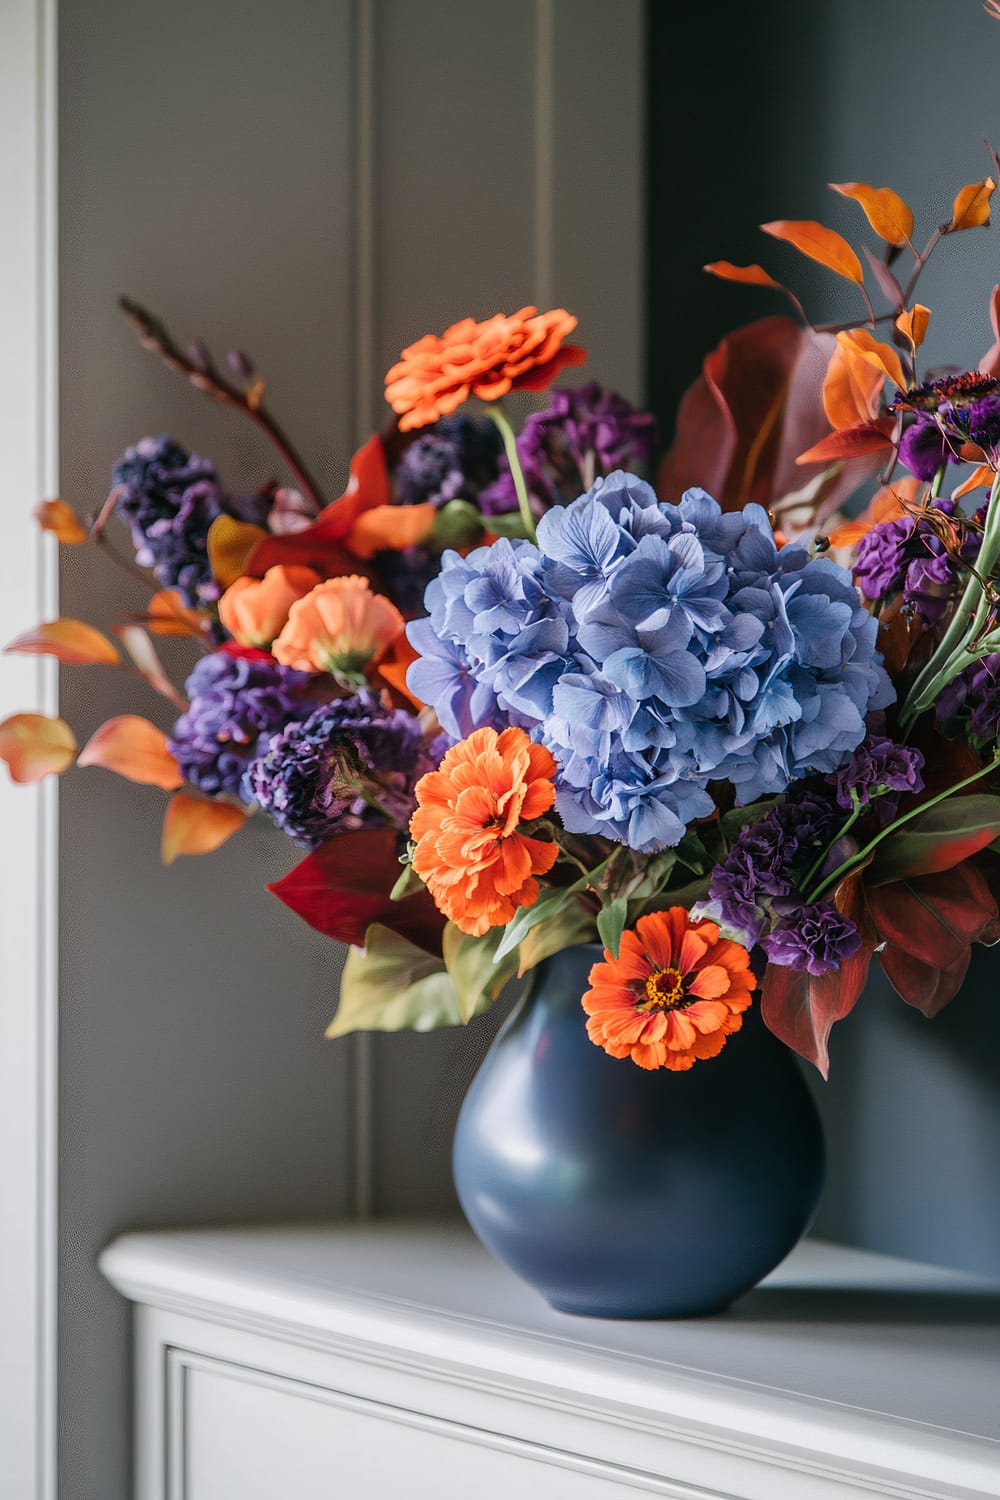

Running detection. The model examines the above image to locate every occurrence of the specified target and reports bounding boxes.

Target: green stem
[810,752,1000,902]
[801,790,862,899]
[901,468,1000,729]
[487,402,537,544]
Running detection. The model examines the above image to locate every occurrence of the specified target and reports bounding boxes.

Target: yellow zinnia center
[639,966,688,1012]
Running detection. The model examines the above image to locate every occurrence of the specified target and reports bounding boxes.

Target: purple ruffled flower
[114,435,270,606]
[898,415,954,483]
[832,735,924,811]
[242,692,435,847]
[394,415,502,507]
[935,652,1000,745]
[168,650,315,798]
[479,383,657,515]
[853,498,969,623]
[760,901,862,977]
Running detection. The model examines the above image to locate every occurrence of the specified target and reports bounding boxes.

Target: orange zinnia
[384,307,586,431]
[583,909,756,1072]
[272,575,404,676]
[410,726,558,936]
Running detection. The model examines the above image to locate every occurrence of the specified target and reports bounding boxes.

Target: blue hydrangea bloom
[407,473,892,852]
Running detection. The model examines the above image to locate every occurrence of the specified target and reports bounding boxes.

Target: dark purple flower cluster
[168,650,315,798]
[478,383,657,516]
[892,374,1000,482]
[114,435,270,606]
[831,735,925,819]
[853,498,974,624]
[935,652,1000,746]
[898,416,956,483]
[705,791,839,950]
[394,415,502,507]
[760,903,862,977]
[242,691,435,847]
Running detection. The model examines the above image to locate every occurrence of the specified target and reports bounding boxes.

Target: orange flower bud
[218,565,322,648]
[272,575,404,677]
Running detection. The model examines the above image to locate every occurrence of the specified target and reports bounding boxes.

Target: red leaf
[979,284,1000,377]
[268,827,446,954]
[761,946,874,1078]
[868,864,1000,1017]
[248,435,389,578]
[796,420,895,465]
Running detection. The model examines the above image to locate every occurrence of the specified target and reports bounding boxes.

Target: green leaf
[389,858,424,902]
[621,849,676,901]
[869,794,1000,884]
[596,895,629,959]
[430,499,486,552]
[326,924,460,1038]
[480,510,532,538]
[674,833,710,875]
[517,903,598,975]
[493,852,615,963]
[442,923,520,1023]
[720,801,777,838]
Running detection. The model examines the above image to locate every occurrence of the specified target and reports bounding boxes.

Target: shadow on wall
[648,0,1000,1279]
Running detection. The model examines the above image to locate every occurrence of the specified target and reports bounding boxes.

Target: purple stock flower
[479,383,657,515]
[832,734,924,810]
[114,435,270,606]
[168,650,315,798]
[242,692,435,847]
[394,415,502,507]
[760,901,862,977]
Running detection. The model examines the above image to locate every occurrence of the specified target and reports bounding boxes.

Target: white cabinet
[100,1221,1000,1499]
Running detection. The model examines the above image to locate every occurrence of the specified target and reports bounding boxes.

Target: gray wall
[649,0,1000,1278]
[57,3,644,1497]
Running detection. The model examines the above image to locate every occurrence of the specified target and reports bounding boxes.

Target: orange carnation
[218,564,322,647]
[583,909,756,1072]
[410,726,558,936]
[272,575,404,676]
[384,307,586,431]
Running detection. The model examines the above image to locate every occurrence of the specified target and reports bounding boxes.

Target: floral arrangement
[7,159,1000,1081]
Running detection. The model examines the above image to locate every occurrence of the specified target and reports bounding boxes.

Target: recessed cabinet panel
[181,1359,658,1500]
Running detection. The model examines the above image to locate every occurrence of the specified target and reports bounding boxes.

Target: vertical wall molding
[533,0,555,310]
[350,0,377,1221]
[0,0,59,1495]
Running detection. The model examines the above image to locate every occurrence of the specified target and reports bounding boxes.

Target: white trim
[0,0,59,1496]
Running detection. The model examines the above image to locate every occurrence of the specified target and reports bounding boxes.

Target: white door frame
[0,0,59,1496]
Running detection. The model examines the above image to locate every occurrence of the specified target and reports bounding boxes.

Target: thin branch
[118,297,326,514]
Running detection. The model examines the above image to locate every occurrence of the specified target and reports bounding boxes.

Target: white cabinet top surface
[101,1219,1000,1453]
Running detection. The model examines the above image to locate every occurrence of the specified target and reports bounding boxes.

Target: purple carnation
[394,415,502,507]
[479,383,657,516]
[242,692,435,847]
[114,435,270,606]
[168,650,315,798]
[760,902,862,977]
[832,734,924,815]
[898,415,954,483]
[706,792,839,947]
[853,498,967,622]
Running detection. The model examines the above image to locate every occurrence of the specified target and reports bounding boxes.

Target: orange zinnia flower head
[218,564,322,648]
[583,908,756,1072]
[271,575,404,677]
[410,726,558,936]
[384,307,587,432]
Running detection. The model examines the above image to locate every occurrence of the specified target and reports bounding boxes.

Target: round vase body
[453,943,825,1318]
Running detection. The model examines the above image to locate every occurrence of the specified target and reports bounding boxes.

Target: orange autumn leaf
[952,464,996,500]
[34,498,87,544]
[77,715,183,789]
[112,625,187,708]
[702,261,783,290]
[829,181,914,247]
[837,327,906,393]
[207,516,269,589]
[144,589,207,637]
[0,712,77,783]
[822,340,884,430]
[346,502,437,561]
[4,618,119,666]
[760,219,864,286]
[896,304,931,349]
[825,477,919,547]
[948,177,996,232]
[376,632,424,710]
[796,420,895,465]
[162,790,247,864]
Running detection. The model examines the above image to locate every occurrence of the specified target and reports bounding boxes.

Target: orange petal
[896,304,931,350]
[207,515,269,589]
[4,618,119,666]
[77,715,183,789]
[825,519,875,548]
[760,219,864,285]
[34,498,87,543]
[346,503,437,561]
[822,342,884,431]
[0,712,77,783]
[948,177,996,232]
[828,182,914,247]
[952,464,997,500]
[162,790,247,864]
[837,328,906,394]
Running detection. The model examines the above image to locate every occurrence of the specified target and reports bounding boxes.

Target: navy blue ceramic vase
[453,943,825,1318]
